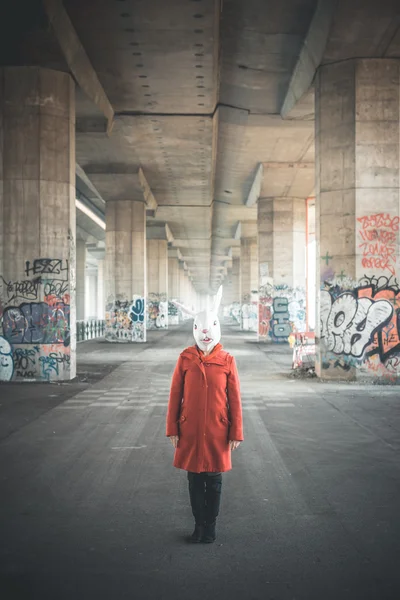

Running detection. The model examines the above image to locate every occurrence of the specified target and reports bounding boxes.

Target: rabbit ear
[212,286,223,312]
[171,300,197,318]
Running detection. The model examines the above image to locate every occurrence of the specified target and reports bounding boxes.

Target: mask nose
[202,329,208,334]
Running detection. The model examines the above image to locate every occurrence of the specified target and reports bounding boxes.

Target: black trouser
[187,472,222,525]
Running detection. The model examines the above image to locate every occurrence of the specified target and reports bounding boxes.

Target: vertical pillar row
[105,200,146,342]
[240,237,258,331]
[0,67,76,382]
[316,58,400,382]
[147,239,168,330]
[258,198,307,343]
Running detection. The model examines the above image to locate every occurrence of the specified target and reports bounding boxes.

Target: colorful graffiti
[0,256,72,382]
[147,293,168,329]
[358,213,399,276]
[320,276,400,377]
[258,283,306,342]
[105,296,146,342]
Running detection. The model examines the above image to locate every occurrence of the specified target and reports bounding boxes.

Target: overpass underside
[1,0,400,384]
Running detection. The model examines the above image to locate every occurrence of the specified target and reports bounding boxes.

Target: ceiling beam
[43,0,114,135]
[280,0,336,119]
[263,162,314,170]
[245,163,263,207]
[138,167,158,214]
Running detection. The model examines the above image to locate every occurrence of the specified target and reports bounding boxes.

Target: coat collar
[181,344,227,366]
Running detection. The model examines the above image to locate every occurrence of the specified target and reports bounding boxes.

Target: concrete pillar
[168,255,180,325]
[316,59,400,382]
[105,200,146,342]
[225,257,241,324]
[85,268,97,320]
[0,67,76,382]
[147,239,168,329]
[97,258,105,320]
[258,198,307,342]
[240,238,258,331]
[76,240,86,321]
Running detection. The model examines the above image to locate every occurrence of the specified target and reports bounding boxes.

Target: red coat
[166,344,243,473]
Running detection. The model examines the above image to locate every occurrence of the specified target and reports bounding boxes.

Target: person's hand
[229,440,241,451]
[169,435,179,448]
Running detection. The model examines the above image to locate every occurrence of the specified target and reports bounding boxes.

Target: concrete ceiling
[1,0,400,293]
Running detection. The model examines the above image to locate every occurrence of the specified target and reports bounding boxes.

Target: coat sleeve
[166,355,185,437]
[227,356,244,441]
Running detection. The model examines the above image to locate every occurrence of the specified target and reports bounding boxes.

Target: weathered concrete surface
[240,237,258,331]
[315,59,400,382]
[258,198,307,342]
[0,67,76,382]
[1,322,400,599]
[105,200,147,343]
[147,239,168,330]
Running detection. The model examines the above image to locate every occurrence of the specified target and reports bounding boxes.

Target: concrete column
[85,268,97,320]
[105,200,146,342]
[76,240,86,321]
[226,257,241,324]
[316,59,400,382]
[147,239,168,330]
[0,67,76,382]
[97,258,104,320]
[240,237,258,331]
[258,198,307,342]
[168,255,180,325]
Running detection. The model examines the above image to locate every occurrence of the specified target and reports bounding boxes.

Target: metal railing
[76,320,106,342]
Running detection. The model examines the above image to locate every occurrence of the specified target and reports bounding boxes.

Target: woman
[166,289,243,543]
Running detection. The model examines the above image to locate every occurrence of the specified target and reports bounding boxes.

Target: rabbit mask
[173,286,223,353]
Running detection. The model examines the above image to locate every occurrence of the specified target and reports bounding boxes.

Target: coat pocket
[177,414,187,424]
[220,414,231,426]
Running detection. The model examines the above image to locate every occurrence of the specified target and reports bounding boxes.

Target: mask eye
[194,324,197,330]
[214,320,217,326]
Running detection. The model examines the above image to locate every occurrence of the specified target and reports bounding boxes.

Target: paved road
[1,323,400,599]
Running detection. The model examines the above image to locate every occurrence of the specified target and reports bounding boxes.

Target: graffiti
[0,276,40,304]
[147,294,168,329]
[25,258,69,280]
[39,351,70,382]
[0,336,14,381]
[228,302,241,325]
[358,213,399,276]
[0,255,72,382]
[105,296,146,342]
[241,291,258,332]
[168,301,179,325]
[320,277,400,375]
[259,284,306,343]
[321,252,333,266]
[272,297,291,339]
[2,302,70,346]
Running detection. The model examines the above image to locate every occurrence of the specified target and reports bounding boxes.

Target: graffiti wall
[241,293,258,332]
[319,275,400,379]
[258,282,306,343]
[168,300,179,325]
[0,257,73,382]
[105,296,146,342]
[318,212,400,381]
[147,293,168,329]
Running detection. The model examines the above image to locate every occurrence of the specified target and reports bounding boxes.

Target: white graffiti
[0,336,14,381]
[320,290,393,358]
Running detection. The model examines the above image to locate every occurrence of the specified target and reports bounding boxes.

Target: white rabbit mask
[173,286,223,353]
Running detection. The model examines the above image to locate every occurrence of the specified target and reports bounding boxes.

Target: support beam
[245,163,263,207]
[43,0,114,135]
[139,168,158,214]
[280,0,336,119]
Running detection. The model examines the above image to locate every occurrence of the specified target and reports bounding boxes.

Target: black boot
[203,473,222,543]
[187,472,206,543]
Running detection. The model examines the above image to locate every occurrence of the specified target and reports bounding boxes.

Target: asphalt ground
[1,322,400,600]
